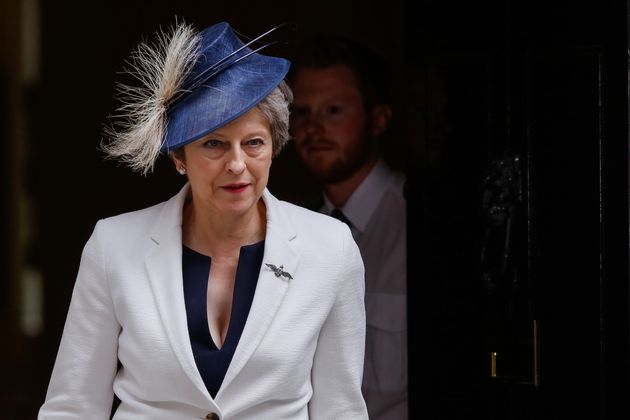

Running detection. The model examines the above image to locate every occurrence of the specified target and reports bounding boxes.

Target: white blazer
[39,185,368,420]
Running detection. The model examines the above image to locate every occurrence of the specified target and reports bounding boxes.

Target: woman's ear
[371,104,393,137]
[169,151,186,174]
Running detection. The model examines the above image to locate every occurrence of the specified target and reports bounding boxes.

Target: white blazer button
[206,413,219,420]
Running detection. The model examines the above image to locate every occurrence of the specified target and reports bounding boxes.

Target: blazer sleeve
[308,225,369,419]
[39,220,121,419]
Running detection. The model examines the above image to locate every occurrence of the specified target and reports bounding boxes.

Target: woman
[39,21,368,420]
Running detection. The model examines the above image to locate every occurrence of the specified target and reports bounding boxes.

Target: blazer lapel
[219,189,299,395]
[144,184,212,400]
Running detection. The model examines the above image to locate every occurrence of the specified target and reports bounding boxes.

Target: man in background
[288,35,408,420]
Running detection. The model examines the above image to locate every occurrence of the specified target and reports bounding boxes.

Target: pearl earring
[178,167,186,175]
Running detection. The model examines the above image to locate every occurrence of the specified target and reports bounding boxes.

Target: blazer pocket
[363,292,407,392]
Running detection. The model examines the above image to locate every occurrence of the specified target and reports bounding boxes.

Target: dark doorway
[404,1,629,419]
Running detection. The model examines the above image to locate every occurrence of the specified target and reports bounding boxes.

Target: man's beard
[301,132,375,185]
[308,144,373,184]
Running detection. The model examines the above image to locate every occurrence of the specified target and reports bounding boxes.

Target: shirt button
[205,413,219,420]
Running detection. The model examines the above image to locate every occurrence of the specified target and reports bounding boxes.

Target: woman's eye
[203,139,223,148]
[246,138,264,147]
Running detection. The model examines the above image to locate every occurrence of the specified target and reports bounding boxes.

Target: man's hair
[288,34,392,108]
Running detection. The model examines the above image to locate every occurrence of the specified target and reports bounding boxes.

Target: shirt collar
[322,159,397,234]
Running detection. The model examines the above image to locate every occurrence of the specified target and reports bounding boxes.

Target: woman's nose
[225,147,246,174]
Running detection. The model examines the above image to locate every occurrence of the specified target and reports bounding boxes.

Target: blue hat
[163,22,290,151]
[102,21,289,175]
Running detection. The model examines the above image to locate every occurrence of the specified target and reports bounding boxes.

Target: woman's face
[178,107,273,217]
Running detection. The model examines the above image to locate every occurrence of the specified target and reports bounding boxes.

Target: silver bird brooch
[265,263,293,280]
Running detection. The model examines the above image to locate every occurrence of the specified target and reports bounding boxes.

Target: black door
[405,1,629,419]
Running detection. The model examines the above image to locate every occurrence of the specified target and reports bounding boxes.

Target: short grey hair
[256,80,293,157]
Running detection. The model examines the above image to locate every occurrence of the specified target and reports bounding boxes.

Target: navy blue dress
[182,241,265,398]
